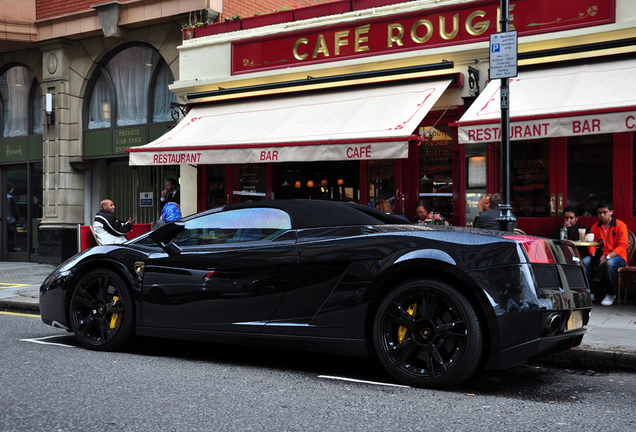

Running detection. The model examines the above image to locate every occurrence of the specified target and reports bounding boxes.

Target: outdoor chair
[90,225,102,246]
[617,230,636,305]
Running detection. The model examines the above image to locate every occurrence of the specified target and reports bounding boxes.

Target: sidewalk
[1,261,635,372]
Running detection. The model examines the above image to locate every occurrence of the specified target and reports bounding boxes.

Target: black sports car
[40,200,591,387]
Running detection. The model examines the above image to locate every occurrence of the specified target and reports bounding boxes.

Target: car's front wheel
[373,279,483,388]
[69,269,134,351]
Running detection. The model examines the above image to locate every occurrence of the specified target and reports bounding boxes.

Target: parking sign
[489,31,518,79]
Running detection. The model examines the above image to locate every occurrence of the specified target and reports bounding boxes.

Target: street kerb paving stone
[0,263,56,312]
[0,262,57,285]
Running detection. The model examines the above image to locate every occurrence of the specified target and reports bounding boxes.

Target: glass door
[3,165,28,260]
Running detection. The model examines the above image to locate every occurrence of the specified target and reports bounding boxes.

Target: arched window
[0,66,41,137]
[86,45,176,130]
[83,44,178,226]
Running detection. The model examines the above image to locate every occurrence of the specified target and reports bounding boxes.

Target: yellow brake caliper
[397,304,418,343]
[109,296,121,329]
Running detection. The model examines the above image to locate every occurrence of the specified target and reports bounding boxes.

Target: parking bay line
[0,283,28,289]
[318,375,410,388]
[20,335,76,348]
[0,311,40,318]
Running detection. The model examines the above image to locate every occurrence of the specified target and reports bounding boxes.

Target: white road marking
[318,375,410,388]
[20,335,76,348]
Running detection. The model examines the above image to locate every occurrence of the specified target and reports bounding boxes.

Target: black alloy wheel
[373,279,483,388]
[69,269,134,351]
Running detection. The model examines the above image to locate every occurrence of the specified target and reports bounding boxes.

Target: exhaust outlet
[543,313,562,335]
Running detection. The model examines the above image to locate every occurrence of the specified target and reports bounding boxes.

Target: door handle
[550,194,556,217]
[269,256,298,264]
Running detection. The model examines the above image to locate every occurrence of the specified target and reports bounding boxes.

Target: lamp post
[495,0,517,233]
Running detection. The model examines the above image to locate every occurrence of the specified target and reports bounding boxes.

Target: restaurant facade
[3,0,636,264]
[131,0,636,242]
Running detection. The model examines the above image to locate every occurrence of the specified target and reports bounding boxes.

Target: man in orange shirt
[583,201,628,306]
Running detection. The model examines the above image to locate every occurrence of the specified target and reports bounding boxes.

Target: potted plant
[182,23,195,40]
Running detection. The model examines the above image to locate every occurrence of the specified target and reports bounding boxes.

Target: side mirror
[149,222,185,255]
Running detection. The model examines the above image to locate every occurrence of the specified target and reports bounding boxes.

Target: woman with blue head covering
[154,202,182,229]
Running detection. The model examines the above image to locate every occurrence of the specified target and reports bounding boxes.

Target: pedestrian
[6,183,20,251]
[161,178,180,208]
[153,202,182,229]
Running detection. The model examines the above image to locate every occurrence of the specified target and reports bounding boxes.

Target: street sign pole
[492,0,517,232]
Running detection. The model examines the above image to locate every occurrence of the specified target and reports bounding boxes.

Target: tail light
[503,235,555,264]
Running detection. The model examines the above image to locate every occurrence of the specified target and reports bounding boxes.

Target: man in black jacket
[161,178,180,209]
[474,193,517,230]
[93,199,135,244]
[551,206,588,240]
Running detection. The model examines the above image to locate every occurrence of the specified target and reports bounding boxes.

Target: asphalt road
[2,312,636,431]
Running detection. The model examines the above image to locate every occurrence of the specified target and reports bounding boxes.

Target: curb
[530,344,636,373]
[0,296,39,312]
[0,288,40,312]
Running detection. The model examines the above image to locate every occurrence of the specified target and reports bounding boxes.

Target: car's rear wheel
[373,279,483,388]
[69,269,134,351]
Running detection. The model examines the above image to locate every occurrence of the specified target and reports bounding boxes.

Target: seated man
[582,201,628,306]
[93,199,135,245]
[474,193,517,230]
[551,206,588,240]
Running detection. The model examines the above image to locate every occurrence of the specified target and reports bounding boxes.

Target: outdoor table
[570,241,599,247]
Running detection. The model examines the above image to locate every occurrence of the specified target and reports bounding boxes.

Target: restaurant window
[368,160,395,210]
[419,126,453,218]
[465,144,487,225]
[567,134,612,217]
[510,139,550,217]
[234,163,266,202]
[275,161,358,201]
[206,165,226,209]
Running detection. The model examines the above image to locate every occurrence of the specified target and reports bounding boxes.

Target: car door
[263,226,371,337]
[141,207,298,333]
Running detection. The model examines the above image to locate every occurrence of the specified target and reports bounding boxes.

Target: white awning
[128,79,452,165]
[456,58,636,144]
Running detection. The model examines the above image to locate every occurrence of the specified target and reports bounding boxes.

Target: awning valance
[456,58,636,144]
[128,78,452,166]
